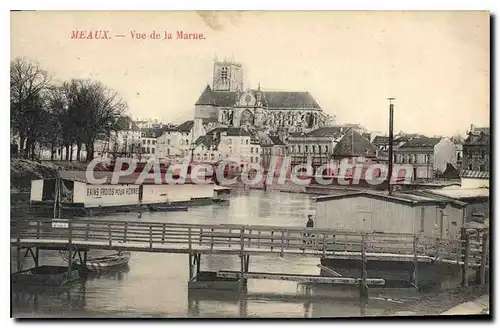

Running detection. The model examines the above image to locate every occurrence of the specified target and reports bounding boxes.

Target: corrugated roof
[460,170,490,179]
[316,190,468,208]
[423,188,489,200]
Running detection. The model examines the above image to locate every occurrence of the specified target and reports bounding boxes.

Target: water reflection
[186,285,375,318]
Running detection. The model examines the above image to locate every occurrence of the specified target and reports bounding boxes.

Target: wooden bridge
[11,218,489,294]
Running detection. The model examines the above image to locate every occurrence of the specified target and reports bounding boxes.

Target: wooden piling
[67,246,73,279]
[34,247,39,268]
[461,229,470,287]
[412,235,419,290]
[188,253,193,280]
[196,254,201,275]
[16,246,22,272]
[479,230,488,285]
[360,234,368,297]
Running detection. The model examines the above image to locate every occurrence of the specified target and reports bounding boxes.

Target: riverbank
[11,159,90,192]
[440,294,489,315]
[383,285,489,316]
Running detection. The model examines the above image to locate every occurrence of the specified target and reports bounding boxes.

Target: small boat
[84,252,131,272]
[12,266,80,286]
[148,204,189,212]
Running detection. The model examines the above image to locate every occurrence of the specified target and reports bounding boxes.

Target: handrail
[10,218,487,262]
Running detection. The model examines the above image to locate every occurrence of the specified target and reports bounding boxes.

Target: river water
[12,189,425,318]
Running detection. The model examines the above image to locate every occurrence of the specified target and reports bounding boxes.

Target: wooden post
[188,228,192,252]
[83,250,87,273]
[210,228,214,250]
[196,254,201,275]
[16,246,22,272]
[149,225,153,249]
[462,230,470,287]
[68,220,72,244]
[123,222,128,243]
[280,231,284,257]
[108,223,112,248]
[240,228,245,292]
[412,235,419,290]
[479,230,488,285]
[35,247,39,268]
[67,245,73,280]
[85,223,89,240]
[360,234,368,297]
[188,253,193,280]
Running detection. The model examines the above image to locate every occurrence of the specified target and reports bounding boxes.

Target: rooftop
[315,189,471,208]
[195,85,321,109]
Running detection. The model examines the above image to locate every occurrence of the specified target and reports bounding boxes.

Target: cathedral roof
[195,85,321,109]
[261,91,320,109]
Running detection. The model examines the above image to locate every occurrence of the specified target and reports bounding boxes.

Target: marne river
[11,189,416,318]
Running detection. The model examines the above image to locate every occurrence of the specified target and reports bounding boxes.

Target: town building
[257,134,287,170]
[462,125,490,172]
[286,127,383,167]
[394,136,457,180]
[156,120,195,159]
[192,127,258,165]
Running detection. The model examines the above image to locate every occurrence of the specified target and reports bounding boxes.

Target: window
[152,148,155,154]
[420,207,425,232]
[167,139,170,145]
[312,145,316,153]
[186,139,189,145]
[305,145,309,152]
[468,164,472,170]
[167,149,170,155]
[251,147,254,153]
[146,147,150,154]
[325,146,328,153]
[152,140,156,145]
[221,66,228,80]
[142,147,146,153]
[250,157,253,163]
[256,148,259,154]
[298,145,301,153]
[246,140,249,145]
[142,140,146,145]
[147,140,151,145]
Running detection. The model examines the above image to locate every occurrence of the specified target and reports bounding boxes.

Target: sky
[11,11,490,137]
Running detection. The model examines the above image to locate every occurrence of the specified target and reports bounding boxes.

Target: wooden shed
[315,190,470,240]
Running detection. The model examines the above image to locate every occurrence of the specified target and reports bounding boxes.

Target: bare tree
[10,57,51,159]
[77,80,127,162]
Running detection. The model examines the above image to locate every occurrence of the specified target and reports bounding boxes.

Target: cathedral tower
[212,57,243,92]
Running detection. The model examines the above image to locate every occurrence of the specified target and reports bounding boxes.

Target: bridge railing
[11,218,480,261]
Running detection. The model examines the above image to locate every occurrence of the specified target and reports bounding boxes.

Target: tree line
[10,57,128,162]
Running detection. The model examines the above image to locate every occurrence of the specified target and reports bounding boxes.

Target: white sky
[11,11,490,136]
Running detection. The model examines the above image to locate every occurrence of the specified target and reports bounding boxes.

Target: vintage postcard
[10,10,490,318]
